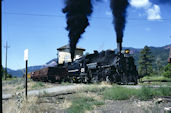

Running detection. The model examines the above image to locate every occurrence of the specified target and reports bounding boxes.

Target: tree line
[138,46,171,78]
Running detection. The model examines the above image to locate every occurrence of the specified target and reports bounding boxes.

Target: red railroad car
[31,67,67,83]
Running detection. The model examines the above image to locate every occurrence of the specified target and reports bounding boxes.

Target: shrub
[139,86,171,100]
[138,87,153,100]
[31,82,44,89]
[102,86,171,101]
[103,86,139,100]
[67,96,104,113]
[163,64,171,78]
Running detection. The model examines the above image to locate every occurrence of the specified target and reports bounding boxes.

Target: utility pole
[4,41,10,80]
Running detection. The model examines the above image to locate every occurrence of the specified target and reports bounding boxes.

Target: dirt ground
[92,99,171,113]
[2,78,62,94]
[3,93,171,113]
[2,79,171,113]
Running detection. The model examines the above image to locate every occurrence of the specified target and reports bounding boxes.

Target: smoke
[110,0,129,43]
[63,0,93,61]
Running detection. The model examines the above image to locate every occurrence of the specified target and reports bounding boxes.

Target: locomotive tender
[31,49,138,84]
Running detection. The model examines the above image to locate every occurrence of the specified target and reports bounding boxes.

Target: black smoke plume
[63,0,93,61]
[110,0,129,44]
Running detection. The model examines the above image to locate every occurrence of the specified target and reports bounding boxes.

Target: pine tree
[138,46,154,77]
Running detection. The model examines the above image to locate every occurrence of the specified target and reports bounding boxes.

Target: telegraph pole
[4,41,9,80]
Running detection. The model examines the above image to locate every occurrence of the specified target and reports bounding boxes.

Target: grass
[102,86,139,100]
[67,96,104,113]
[16,86,24,90]
[142,104,162,113]
[3,83,171,113]
[3,77,24,85]
[139,82,171,86]
[31,82,45,89]
[82,85,107,93]
[61,82,73,85]
[66,84,171,113]
[141,76,171,82]
[102,86,171,101]
[66,85,171,113]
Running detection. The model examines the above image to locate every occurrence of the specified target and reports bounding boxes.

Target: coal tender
[67,49,138,84]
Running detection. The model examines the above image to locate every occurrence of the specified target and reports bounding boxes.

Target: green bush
[139,86,171,100]
[103,86,139,100]
[31,82,44,89]
[154,87,171,96]
[162,64,171,78]
[138,87,153,100]
[67,96,104,113]
[141,76,171,82]
[102,86,171,101]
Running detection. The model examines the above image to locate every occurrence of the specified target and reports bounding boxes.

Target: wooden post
[24,49,28,99]
[25,60,28,99]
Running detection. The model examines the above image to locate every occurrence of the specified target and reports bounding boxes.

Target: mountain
[6,65,44,77]
[131,44,171,67]
[6,44,170,77]
[113,44,170,67]
[6,68,23,77]
[7,59,57,77]
[44,58,57,67]
[45,58,57,65]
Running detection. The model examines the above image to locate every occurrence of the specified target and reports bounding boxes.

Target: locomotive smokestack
[117,42,122,53]
[63,0,93,61]
[117,36,123,52]
[110,0,129,53]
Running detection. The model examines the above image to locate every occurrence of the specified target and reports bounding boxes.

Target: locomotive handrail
[68,69,79,72]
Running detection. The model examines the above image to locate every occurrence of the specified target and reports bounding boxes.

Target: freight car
[31,49,138,84]
[31,66,67,83]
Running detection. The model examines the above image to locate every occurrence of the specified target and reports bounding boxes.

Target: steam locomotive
[31,49,138,85]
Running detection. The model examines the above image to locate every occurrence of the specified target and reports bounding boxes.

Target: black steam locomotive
[66,49,138,84]
[31,49,138,85]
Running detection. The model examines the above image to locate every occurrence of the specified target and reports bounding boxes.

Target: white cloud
[130,0,162,20]
[147,5,161,20]
[105,11,112,16]
[130,0,151,8]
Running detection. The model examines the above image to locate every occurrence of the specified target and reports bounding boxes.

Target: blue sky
[2,0,171,70]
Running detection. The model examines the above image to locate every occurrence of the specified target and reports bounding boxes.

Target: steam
[63,0,93,61]
[110,0,129,43]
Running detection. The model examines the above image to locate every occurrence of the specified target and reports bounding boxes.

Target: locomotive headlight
[125,49,130,54]
[81,68,85,73]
